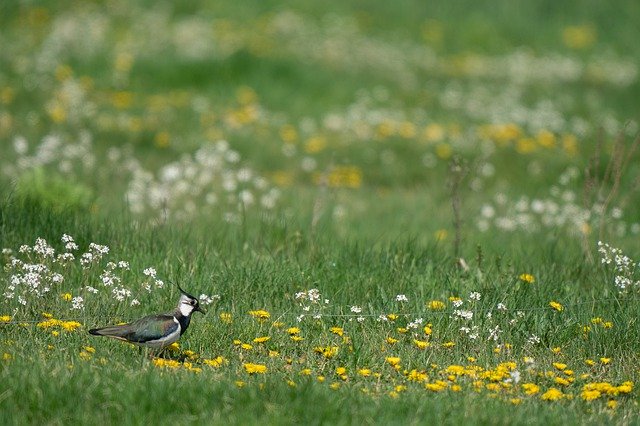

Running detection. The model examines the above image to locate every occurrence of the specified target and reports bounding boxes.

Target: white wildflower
[143,267,157,278]
[71,296,84,310]
[395,294,408,302]
[453,310,473,320]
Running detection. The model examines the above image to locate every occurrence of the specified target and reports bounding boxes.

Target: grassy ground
[1,1,640,425]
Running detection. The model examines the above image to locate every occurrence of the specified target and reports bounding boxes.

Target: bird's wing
[90,314,179,343]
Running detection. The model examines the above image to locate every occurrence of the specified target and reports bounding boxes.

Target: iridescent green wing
[125,314,178,343]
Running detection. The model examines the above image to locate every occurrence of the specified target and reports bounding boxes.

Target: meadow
[1,0,640,424]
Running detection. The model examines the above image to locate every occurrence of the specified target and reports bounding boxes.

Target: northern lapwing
[89,284,205,352]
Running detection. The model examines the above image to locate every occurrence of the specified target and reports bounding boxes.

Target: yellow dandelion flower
[290,335,304,342]
[446,365,466,376]
[442,341,455,348]
[549,301,563,312]
[423,123,445,142]
[407,369,428,382]
[152,358,181,369]
[522,383,540,395]
[599,357,611,365]
[617,382,633,394]
[61,293,73,301]
[519,273,535,283]
[235,381,245,388]
[300,368,312,376]
[317,375,325,383]
[253,336,271,344]
[414,339,430,350]
[396,327,408,334]
[385,357,401,367]
[385,337,398,345]
[434,229,448,241]
[0,315,11,322]
[541,387,564,401]
[280,124,298,143]
[510,398,522,405]
[485,383,501,392]
[268,350,279,357]
[183,350,197,360]
[83,346,96,354]
[394,385,407,393]
[386,314,398,321]
[240,343,253,351]
[51,331,60,337]
[330,382,341,390]
[603,322,613,329]
[286,327,300,335]
[562,25,597,50]
[607,400,618,410]
[203,356,226,368]
[423,324,432,335]
[3,353,12,361]
[435,143,452,159]
[248,310,270,321]
[154,131,170,148]
[551,347,562,354]
[555,377,570,386]
[357,368,371,377]
[581,390,601,401]
[243,363,267,374]
[304,136,327,154]
[111,91,134,109]
[329,327,344,336]
[313,346,338,359]
[425,381,448,392]
[219,313,232,324]
[552,362,567,371]
[427,300,445,311]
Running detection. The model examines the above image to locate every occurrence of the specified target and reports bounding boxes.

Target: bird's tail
[88,325,128,338]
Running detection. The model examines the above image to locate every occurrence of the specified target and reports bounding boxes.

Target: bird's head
[176,284,206,316]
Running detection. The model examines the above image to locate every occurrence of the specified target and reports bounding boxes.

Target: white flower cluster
[3,237,74,303]
[1,234,214,311]
[198,293,220,306]
[126,140,280,222]
[4,132,96,180]
[295,288,329,321]
[476,167,638,237]
[597,241,639,292]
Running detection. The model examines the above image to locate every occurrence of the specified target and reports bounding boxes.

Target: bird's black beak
[195,305,206,315]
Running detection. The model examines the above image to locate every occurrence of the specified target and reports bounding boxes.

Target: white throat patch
[178,294,197,316]
[179,301,195,316]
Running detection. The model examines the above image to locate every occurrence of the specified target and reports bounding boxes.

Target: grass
[1,0,640,425]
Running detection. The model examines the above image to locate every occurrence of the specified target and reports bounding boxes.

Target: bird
[89,284,205,352]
